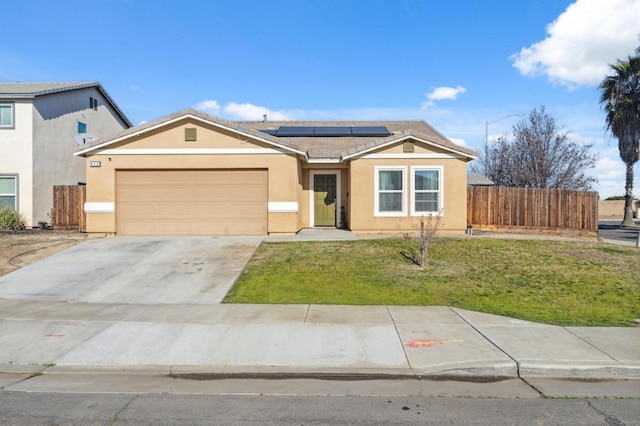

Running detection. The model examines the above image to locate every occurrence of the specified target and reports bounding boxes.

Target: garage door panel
[116,170,267,236]
[238,188,267,199]
[196,188,230,198]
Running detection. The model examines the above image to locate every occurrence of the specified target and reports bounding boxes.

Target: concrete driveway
[0,236,262,304]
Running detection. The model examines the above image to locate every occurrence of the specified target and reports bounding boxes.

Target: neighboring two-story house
[0,82,131,227]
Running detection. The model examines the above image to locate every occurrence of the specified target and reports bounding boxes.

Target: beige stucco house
[0,82,131,227]
[75,109,477,236]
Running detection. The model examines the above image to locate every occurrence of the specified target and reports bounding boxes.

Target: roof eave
[306,158,342,164]
[74,110,307,159]
[95,84,133,128]
[0,94,36,99]
[341,134,477,161]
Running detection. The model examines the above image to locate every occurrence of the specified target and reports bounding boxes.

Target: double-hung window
[0,175,17,210]
[0,103,14,128]
[411,167,443,216]
[375,166,406,216]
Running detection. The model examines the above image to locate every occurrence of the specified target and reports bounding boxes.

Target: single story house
[467,172,495,186]
[75,109,477,236]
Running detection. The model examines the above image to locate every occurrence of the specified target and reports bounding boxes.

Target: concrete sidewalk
[0,299,637,380]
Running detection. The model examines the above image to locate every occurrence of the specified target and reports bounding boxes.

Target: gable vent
[185,128,197,142]
[403,141,415,152]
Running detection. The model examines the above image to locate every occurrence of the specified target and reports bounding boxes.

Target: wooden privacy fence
[467,186,598,234]
[53,185,86,231]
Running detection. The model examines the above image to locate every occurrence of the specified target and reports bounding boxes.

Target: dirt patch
[0,230,89,277]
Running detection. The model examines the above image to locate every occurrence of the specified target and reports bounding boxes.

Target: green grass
[224,238,640,327]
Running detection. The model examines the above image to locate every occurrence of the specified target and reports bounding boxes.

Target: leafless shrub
[402,214,442,268]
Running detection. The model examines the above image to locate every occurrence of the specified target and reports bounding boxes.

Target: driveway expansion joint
[563,326,619,362]
[448,307,523,378]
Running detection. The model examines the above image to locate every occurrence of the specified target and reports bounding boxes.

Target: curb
[519,362,640,379]
[3,362,637,380]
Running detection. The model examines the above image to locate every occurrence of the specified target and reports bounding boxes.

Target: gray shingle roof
[0,82,99,97]
[0,81,132,127]
[75,109,477,161]
[240,119,477,159]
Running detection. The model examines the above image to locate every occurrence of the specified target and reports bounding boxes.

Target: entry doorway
[310,170,341,228]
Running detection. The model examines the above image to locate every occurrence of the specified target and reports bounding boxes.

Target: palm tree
[599,53,640,227]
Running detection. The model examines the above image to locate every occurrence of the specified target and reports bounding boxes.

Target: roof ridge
[236,119,425,124]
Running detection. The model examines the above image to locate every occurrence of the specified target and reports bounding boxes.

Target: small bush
[402,214,442,268]
[0,207,26,230]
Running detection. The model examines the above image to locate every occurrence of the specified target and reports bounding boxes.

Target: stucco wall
[31,88,129,226]
[84,119,302,234]
[348,142,469,233]
[598,199,637,219]
[0,100,33,222]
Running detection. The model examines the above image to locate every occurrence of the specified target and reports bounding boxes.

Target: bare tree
[472,106,597,190]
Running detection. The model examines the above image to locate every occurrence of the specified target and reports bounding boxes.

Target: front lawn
[224,238,640,327]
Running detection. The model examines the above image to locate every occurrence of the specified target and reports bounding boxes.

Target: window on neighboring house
[411,167,443,216]
[89,97,98,111]
[78,121,87,134]
[0,103,14,128]
[375,166,406,216]
[0,175,17,210]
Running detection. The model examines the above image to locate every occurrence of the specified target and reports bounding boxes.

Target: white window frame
[0,175,18,211]
[0,103,15,129]
[410,166,444,216]
[374,166,407,217]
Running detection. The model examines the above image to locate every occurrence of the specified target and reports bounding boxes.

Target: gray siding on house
[30,88,129,225]
[0,82,130,226]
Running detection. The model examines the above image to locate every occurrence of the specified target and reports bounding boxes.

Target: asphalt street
[1,390,638,425]
[598,219,640,245]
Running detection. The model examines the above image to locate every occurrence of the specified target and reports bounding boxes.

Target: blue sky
[2,0,639,198]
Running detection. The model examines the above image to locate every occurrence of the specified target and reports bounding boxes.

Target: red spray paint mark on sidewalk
[406,339,444,348]
[405,338,464,348]
[43,334,65,338]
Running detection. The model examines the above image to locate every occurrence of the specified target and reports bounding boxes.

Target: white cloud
[194,100,296,120]
[422,85,467,109]
[193,100,221,115]
[594,156,625,180]
[510,0,640,87]
[565,131,600,148]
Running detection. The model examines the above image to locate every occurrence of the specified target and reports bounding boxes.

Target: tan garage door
[116,170,267,236]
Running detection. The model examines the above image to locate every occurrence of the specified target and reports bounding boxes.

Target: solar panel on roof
[313,126,352,136]
[350,126,392,137]
[275,126,315,136]
[264,125,393,137]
